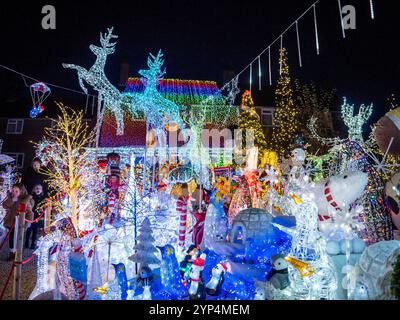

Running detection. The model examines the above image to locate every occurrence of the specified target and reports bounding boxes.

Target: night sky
[0,0,399,122]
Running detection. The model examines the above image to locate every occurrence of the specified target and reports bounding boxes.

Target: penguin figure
[267,254,290,290]
[112,263,128,300]
[136,265,153,288]
[205,262,228,296]
[188,254,207,300]
[179,245,200,283]
[158,245,187,299]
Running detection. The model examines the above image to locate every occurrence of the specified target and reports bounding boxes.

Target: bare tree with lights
[35,103,103,233]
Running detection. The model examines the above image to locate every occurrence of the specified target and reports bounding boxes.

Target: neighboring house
[255,106,276,138]
[0,117,54,170]
[0,98,95,171]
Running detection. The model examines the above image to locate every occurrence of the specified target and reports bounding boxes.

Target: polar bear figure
[309,171,368,222]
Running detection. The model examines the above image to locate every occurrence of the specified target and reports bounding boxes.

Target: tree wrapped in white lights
[35,103,104,233]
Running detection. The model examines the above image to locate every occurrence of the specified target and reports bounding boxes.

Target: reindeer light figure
[63,27,128,135]
[341,97,373,143]
[137,50,186,132]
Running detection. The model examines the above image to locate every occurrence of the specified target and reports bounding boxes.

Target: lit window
[6,119,24,134]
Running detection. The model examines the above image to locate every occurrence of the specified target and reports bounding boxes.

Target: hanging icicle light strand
[268,47,272,86]
[280,35,283,75]
[258,56,262,90]
[296,21,302,67]
[313,4,320,55]
[338,0,346,38]
[249,63,253,94]
[370,0,375,19]
[221,0,319,87]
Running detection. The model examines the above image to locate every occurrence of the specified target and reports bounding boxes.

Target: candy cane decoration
[177,196,188,250]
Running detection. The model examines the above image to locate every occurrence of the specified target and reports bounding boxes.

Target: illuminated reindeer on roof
[63,29,186,137]
[138,50,186,133]
[62,27,128,135]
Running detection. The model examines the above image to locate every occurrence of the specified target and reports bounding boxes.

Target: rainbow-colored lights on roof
[124,78,225,105]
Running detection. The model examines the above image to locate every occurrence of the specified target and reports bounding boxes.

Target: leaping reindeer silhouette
[63,27,127,135]
[138,50,186,134]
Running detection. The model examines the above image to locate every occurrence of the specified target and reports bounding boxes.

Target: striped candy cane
[177,196,188,250]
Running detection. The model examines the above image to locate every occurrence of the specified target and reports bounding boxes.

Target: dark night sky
[0,0,399,123]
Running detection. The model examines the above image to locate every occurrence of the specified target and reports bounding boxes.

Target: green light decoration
[133,50,186,131]
[341,97,373,143]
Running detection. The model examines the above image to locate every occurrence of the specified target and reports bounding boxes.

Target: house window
[5,153,25,168]
[6,119,24,134]
[261,110,274,127]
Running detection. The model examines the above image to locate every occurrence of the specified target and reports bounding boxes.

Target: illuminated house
[97,78,238,164]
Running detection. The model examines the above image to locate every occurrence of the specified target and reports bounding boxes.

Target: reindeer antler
[100,27,118,49]
[148,50,166,78]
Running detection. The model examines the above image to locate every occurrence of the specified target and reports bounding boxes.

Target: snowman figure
[205,261,228,296]
[288,148,306,184]
[188,253,207,300]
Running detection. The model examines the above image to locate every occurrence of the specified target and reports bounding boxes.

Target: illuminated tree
[271,48,299,157]
[35,103,102,233]
[238,90,268,163]
[295,81,337,154]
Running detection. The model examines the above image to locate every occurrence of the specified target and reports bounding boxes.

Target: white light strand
[220,0,319,91]
[268,47,272,86]
[280,35,283,75]
[249,63,253,94]
[296,21,303,67]
[370,0,375,19]
[258,56,262,90]
[338,0,346,39]
[0,64,97,98]
[313,4,320,55]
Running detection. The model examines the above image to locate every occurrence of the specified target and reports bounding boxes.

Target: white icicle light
[370,0,375,19]
[296,21,302,67]
[313,5,320,55]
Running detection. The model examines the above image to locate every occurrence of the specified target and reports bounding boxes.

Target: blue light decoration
[112,263,128,300]
[29,82,50,118]
[157,244,187,299]
[68,251,87,285]
[199,215,293,300]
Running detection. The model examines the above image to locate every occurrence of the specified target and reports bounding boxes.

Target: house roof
[99,78,229,148]
[124,78,225,106]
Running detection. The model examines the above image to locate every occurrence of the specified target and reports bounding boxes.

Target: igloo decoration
[230,208,272,243]
[354,240,400,300]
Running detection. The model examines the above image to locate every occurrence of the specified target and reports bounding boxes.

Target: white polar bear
[309,171,368,223]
